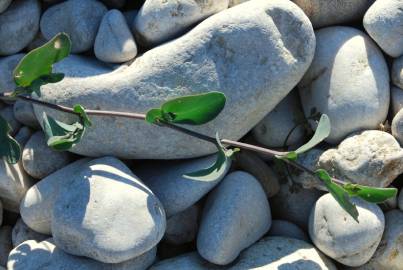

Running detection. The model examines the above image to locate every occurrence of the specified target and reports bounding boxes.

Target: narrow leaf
[160,92,226,125]
[343,183,397,203]
[316,169,359,222]
[13,33,71,87]
[295,114,331,154]
[73,104,92,127]
[0,116,21,164]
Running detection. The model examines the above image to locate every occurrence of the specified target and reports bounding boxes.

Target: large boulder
[34,0,316,159]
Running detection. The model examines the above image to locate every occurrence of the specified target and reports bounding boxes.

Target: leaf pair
[43,105,92,151]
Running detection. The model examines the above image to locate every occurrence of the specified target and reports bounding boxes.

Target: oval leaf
[13,33,71,87]
[343,183,397,204]
[160,92,226,125]
[295,114,331,155]
[0,116,21,164]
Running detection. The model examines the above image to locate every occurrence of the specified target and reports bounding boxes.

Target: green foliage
[73,105,92,127]
[0,116,21,164]
[13,33,71,88]
[146,92,226,125]
[343,183,397,204]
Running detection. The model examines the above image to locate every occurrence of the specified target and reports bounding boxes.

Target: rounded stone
[197,171,271,265]
[8,239,157,270]
[0,54,24,94]
[12,218,48,247]
[34,0,316,159]
[40,0,107,53]
[293,0,374,28]
[318,130,403,188]
[0,0,40,56]
[13,127,33,149]
[22,131,73,179]
[252,90,306,148]
[309,193,385,267]
[392,109,403,145]
[391,86,403,116]
[164,205,199,245]
[0,0,12,13]
[134,0,229,46]
[268,220,309,242]
[0,106,20,135]
[298,26,389,144]
[392,56,403,90]
[363,0,403,57]
[51,157,166,263]
[94,9,137,63]
[13,100,39,129]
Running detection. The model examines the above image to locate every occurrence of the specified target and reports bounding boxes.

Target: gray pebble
[268,219,309,242]
[11,218,48,247]
[164,205,199,245]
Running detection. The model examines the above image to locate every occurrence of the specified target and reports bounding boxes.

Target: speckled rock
[298,26,389,144]
[197,171,271,265]
[309,193,385,267]
[40,0,107,53]
[0,0,40,55]
[134,0,228,46]
[0,0,12,13]
[13,100,39,129]
[268,220,309,242]
[392,56,403,89]
[252,90,306,148]
[364,0,403,57]
[12,219,48,247]
[136,155,230,217]
[392,109,403,145]
[392,86,403,116]
[150,252,220,270]
[293,0,374,28]
[51,157,166,263]
[8,239,157,270]
[0,54,24,93]
[164,205,199,245]
[34,0,316,159]
[94,9,137,63]
[318,130,403,187]
[22,131,73,179]
[0,226,12,266]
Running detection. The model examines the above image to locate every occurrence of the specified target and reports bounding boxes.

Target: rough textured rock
[0,54,24,93]
[34,0,316,159]
[309,193,385,267]
[8,239,157,270]
[271,183,323,230]
[197,171,271,265]
[0,0,12,13]
[51,157,166,263]
[22,131,73,179]
[252,90,306,148]
[12,219,48,247]
[94,9,137,63]
[298,26,389,144]
[319,130,403,187]
[150,252,220,270]
[135,155,230,217]
[293,0,374,28]
[392,109,403,145]
[164,205,199,245]
[392,56,403,89]
[268,220,309,242]
[0,226,12,266]
[13,100,39,129]
[230,237,337,270]
[134,0,229,46]
[40,0,108,53]
[0,0,40,55]
[364,0,403,57]
[392,86,403,116]
[20,158,89,234]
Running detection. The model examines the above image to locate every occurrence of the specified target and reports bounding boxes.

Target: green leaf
[13,33,71,87]
[12,73,65,97]
[157,92,226,125]
[42,113,85,151]
[316,169,359,222]
[0,116,21,164]
[145,108,163,124]
[343,183,397,203]
[295,114,331,155]
[73,104,92,127]
[183,134,234,181]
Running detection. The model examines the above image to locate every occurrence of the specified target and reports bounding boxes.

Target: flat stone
[298,26,389,144]
[392,86,403,116]
[8,239,157,270]
[0,0,40,55]
[12,218,48,247]
[13,100,39,129]
[22,131,73,179]
[94,9,137,63]
[318,130,403,187]
[293,0,374,28]
[34,0,316,159]
[51,157,166,263]
[164,204,199,245]
[197,171,271,265]
[364,0,403,57]
[392,56,403,89]
[0,54,24,94]
[392,109,403,145]
[309,193,385,267]
[40,0,107,53]
[134,0,229,46]
[268,219,309,242]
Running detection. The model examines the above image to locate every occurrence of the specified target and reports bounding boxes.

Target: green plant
[0,33,397,222]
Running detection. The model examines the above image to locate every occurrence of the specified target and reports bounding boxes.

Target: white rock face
[292,0,374,28]
[318,130,403,187]
[34,0,316,159]
[197,171,271,265]
[298,26,389,144]
[392,109,403,145]
[309,193,385,267]
[391,86,403,116]
[94,9,138,63]
[364,0,403,57]
[134,0,229,46]
[392,56,403,89]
